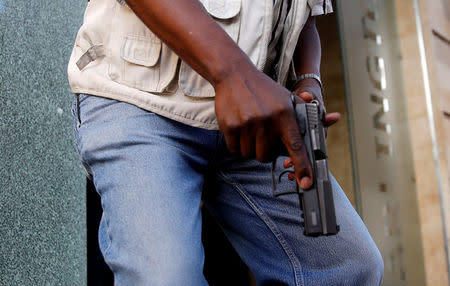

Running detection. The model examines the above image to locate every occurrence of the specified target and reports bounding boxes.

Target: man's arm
[283,15,340,173]
[124,0,244,87]
[125,0,314,189]
[292,16,340,128]
[292,16,322,103]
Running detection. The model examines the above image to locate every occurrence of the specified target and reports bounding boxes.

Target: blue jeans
[72,94,383,286]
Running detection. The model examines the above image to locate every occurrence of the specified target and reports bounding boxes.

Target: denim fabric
[72,94,384,286]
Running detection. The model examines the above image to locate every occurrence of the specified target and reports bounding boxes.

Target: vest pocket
[121,35,161,68]
[111,35,179,93]
[179,0,242,98]
[108,3,179,94]
[118,35,161,92]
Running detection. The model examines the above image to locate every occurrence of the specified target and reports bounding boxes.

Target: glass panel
[317,13,356,207]
[336,0,427,285]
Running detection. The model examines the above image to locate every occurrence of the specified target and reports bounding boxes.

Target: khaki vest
[67,0,332,130]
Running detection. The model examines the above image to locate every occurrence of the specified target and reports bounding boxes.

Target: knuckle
[273,103,292,118]
[240,113,255,126]
[258,111,272,123]
[296,167,309,178]
[224,121,240,133]
[294,160,310,175]
[273,105,285,117]
[296,163,308,172]
[289,138,304,152]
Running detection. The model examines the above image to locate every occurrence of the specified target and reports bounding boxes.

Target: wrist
[209,47,256,88]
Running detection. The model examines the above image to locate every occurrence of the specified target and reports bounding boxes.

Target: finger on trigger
[288,172,295,181]
[280,117,314,189]
[283,157,293,168]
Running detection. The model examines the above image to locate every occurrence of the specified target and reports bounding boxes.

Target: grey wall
[0,1,87,285]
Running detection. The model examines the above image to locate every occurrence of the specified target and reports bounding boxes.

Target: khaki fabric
[68,0,332,130]
[265,0,290,77]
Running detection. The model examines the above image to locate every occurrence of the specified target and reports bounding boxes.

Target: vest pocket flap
[200,0,241,19]
[120,35,161,67]
[179,61,215,98]
[180,0,242,98]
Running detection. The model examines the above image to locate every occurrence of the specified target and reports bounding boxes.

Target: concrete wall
[0,1,87,285]
[394,0,450,284]
[425,0,450,268]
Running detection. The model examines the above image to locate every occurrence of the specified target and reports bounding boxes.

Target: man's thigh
[72,94,216,285]
[204,134,384,286]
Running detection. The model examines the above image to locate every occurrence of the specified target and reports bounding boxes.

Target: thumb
[324,112,341,127]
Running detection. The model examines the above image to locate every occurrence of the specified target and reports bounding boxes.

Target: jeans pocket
[71,94,81,129]
[77,93,89,103]
[71,93,94,179]
[72,93,91,129]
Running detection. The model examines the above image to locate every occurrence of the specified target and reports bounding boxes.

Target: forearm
[292,16,323,102]
[125,0,315,186]
[124,0,254,86]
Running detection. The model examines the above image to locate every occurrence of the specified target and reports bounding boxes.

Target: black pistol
[272,100,339,237]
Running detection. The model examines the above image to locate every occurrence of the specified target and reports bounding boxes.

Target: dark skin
[124,0,339,189]
[288,15,341,179]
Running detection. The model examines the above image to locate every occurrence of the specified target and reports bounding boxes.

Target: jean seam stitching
[217,171,305,286]
[72,97,93,179]
[73,122,113,258]
[73,101,114,258]
[71,98,113,254]
[76,94,82,126]
[100,193,114,260]
[71,99,80,155]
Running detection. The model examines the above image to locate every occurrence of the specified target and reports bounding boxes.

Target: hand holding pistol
[272,100,340,237]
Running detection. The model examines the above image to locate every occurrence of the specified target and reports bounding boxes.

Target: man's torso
[67,0,332,129]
